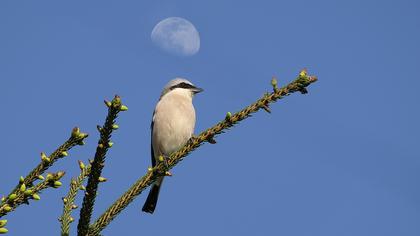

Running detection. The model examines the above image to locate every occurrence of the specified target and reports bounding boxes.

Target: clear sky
[1,1,419,235]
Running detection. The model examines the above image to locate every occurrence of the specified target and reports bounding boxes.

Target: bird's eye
[170,82,196,90]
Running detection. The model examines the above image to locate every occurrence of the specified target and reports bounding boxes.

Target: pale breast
[152,91,196,157]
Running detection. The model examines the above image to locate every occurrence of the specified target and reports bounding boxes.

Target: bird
[142,78,203,214]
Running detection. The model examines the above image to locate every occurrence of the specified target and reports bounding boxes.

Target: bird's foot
[187,135,199,145]
[158,155,170,170]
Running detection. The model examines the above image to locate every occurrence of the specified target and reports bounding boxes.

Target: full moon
[151,17,200,56]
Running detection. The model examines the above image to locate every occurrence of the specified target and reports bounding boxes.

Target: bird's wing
[150,110,156,167]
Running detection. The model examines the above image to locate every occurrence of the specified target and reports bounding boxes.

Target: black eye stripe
[170,82,196,90]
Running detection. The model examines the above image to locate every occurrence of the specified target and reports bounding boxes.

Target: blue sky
[1,1,419,235]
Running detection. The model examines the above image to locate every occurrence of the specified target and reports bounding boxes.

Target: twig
[60,161,91,236]
[0,171,66,217]
[0,127,87,218]
[77,96,127,236]
[87,70,318,235]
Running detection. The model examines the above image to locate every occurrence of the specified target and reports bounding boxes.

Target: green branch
[60,161,91,236]
[87,70,318,235]
[0,171,66,217]
[77,96,127,236]
[0,127,88,221]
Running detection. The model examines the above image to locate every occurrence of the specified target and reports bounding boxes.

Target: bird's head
[161,78,203,99]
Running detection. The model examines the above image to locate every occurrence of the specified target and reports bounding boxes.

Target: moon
[151,17,200,56]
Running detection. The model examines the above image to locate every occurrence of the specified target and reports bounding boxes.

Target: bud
[0,220,7,227]
[24,190,33,196]
[46,173,53,181]
[120,105,128,111]
[3,205,11,212]
[19,176,24,184]
[37,175,45,180]
[60,151,68,157]
[53,181,62,188]
[78,160,85,170]
[71,127,80,138]
[271,77,278,88]
[0,227,8,234]
[112,124,119,130]
[19,184,26,192]
[225,112,232,120]
[98,177,107,182]
[8,194,17,201]
[32,194,40,200]
[108,142,113,147]
[41,152,50,163]
[299,68,307,78]
[77,132,88,139]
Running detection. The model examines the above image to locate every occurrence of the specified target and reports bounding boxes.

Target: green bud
[60,151,68,157]
[19,176,24,184]
[32,194,40,201]
[271,77,278,87]
[0,227,8,234]
[78,160,85,170]
[46,173,53,181]
[1,197,5,203]
[37,175,45,180]
[158,156,164,162]
[3,205,11,212]
[8,194,17,201]
[108,142,113,147]
[112,124,119,130]
[79,185,86,191]
[299,68,307,78]
[120,105,128,111]
[20,183,26,192]
[104,100,112,107]
[0,220,7,227]
[71,127,80,138]
[148,167,153,172]
[69,217,74,223]
[98,177,107,182]
[41,152,50,163]
[53,181,62,188]
[62,197,68,204]
[225,112,232,120]
[24,190,33,196]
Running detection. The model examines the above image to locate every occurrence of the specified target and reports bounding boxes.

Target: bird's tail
[142,177,164,214]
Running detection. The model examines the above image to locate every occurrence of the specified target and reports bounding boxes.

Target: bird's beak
[192,87,204,94]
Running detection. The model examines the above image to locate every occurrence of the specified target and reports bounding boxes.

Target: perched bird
[142,78,203,214]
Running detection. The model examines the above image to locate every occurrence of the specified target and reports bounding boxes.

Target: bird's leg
[158,155,172,176]
[187,135,199,145]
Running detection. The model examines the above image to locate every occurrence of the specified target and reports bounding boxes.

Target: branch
[77,95,127,236]
[87,70,318,235]
[60,161,91,236]
[0,171,66,217]
[0,127,88,220]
